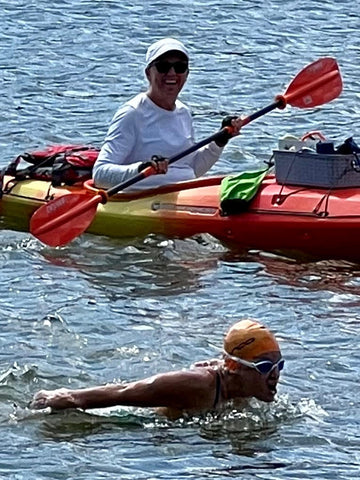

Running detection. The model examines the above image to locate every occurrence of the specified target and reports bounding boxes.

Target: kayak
[2,173,360,262]
[0,57,347,257]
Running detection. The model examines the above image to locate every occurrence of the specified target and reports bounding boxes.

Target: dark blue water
[1,1,360,479]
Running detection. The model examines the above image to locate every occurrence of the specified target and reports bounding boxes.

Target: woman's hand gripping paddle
[30,57,342,247]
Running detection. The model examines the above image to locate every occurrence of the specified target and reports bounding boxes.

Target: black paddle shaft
[106,98,283,198]
[106,129,227,197]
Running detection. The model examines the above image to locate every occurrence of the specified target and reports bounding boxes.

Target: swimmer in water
[30,319,283,419]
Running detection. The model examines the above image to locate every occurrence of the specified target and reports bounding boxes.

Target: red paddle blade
[30,193,101,247]
[284,57,342,108]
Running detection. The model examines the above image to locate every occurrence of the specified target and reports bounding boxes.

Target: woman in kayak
[92,37,242,191]
[30,319,284,419]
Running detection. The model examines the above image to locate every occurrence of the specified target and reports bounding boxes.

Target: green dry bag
[220,167,269,215]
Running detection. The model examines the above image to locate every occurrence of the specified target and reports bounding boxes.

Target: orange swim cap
[224,319,280,361]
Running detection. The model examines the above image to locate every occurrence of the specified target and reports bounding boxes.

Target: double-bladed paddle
[30,57,342,247]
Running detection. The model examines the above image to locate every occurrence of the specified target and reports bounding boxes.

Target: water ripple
[1,0,360,479]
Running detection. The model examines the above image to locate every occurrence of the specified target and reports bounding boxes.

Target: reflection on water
[39,234,228,297]
[36,233,360,301]
[243,252,360,295]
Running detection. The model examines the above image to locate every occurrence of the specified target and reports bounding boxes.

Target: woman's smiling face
[146,51,189,110]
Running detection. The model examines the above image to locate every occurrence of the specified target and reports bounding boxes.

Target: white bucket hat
[145,38,189,67]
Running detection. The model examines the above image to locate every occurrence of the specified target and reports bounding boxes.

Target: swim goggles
[224,352,284,375]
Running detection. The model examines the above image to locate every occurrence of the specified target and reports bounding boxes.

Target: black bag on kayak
[3,144,100,187]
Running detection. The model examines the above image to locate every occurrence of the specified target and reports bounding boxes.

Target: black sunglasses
[153,60,189,74]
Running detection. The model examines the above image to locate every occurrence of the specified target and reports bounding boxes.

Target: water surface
[0,1,360,479]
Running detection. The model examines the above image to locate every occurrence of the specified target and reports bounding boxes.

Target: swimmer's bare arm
[30,369,217,411]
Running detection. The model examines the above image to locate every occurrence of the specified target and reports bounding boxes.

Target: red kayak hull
[2,173,360,262]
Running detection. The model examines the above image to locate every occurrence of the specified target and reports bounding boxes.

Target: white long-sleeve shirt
[93,92,223,190]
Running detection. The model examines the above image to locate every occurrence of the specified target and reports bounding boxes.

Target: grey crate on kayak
[273,150,360,188]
